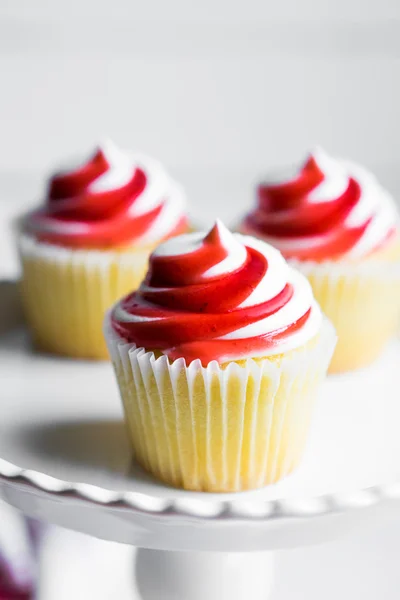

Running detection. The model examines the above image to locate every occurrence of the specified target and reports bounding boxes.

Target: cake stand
[1,284,400,599]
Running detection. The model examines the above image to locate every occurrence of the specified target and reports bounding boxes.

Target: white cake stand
[1,287,400,600]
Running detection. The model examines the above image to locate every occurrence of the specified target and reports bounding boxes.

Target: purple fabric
[0,502,41,599]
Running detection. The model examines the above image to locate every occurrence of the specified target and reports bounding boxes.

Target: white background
[1,2,400,598]
[1,0,400,211]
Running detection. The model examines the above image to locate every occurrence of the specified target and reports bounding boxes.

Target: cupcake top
[111,220,322,365]
[242,148,399,262]
[24,141,188,249]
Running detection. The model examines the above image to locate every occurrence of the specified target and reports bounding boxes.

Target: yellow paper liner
[105,316,336,492]
[291,258,400,373]
[18,234,152,359]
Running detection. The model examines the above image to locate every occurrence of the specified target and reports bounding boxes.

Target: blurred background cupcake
[105,221,336,492]
[17,140,189,360]
[239,148,400,373]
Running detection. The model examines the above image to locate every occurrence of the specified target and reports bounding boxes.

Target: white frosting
[90,139,134,192]
[154,218,248,278]
[133,178,187,245]
[153,231,205,257]
[33,141,186,245]
[258,147,399,259]
[307,147,349,203]
[115,222,322,356]
[239,237,294,306]
[341,160,399,257]
[216,232,322,351]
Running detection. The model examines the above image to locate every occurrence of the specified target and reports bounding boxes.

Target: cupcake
[240,148,400,373]
[105,221,335,492]
[18,141,189,359]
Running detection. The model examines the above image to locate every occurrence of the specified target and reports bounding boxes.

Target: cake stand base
[136,549,274,600]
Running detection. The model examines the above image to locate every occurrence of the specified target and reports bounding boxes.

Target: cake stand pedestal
[1,311,400,598]
[135,550,274,600]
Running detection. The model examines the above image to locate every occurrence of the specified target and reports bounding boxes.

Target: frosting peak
[243,148,399,261]
[151,221,247,285]
[26,141,188,249]
[111,222,322,365]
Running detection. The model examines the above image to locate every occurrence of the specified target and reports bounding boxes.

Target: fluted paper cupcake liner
[105,316,336,492]
[291,258,400,373]
[18,234,152,359]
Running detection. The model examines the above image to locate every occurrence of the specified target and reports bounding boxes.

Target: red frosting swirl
[25,142,188,249]
[111,221,320,365]
[242,148,398,261]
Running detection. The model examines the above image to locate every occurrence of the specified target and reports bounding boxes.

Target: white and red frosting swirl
[111,221,322,365]
[25,141,188,249]
[242,148,399,262]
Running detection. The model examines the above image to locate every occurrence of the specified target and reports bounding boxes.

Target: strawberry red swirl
[24,141,188,249]
[242,148,399,261]
[111,221,322,365]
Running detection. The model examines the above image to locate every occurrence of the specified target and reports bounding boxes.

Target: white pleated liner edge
[104,314,336,491]
[104,314,336,381]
